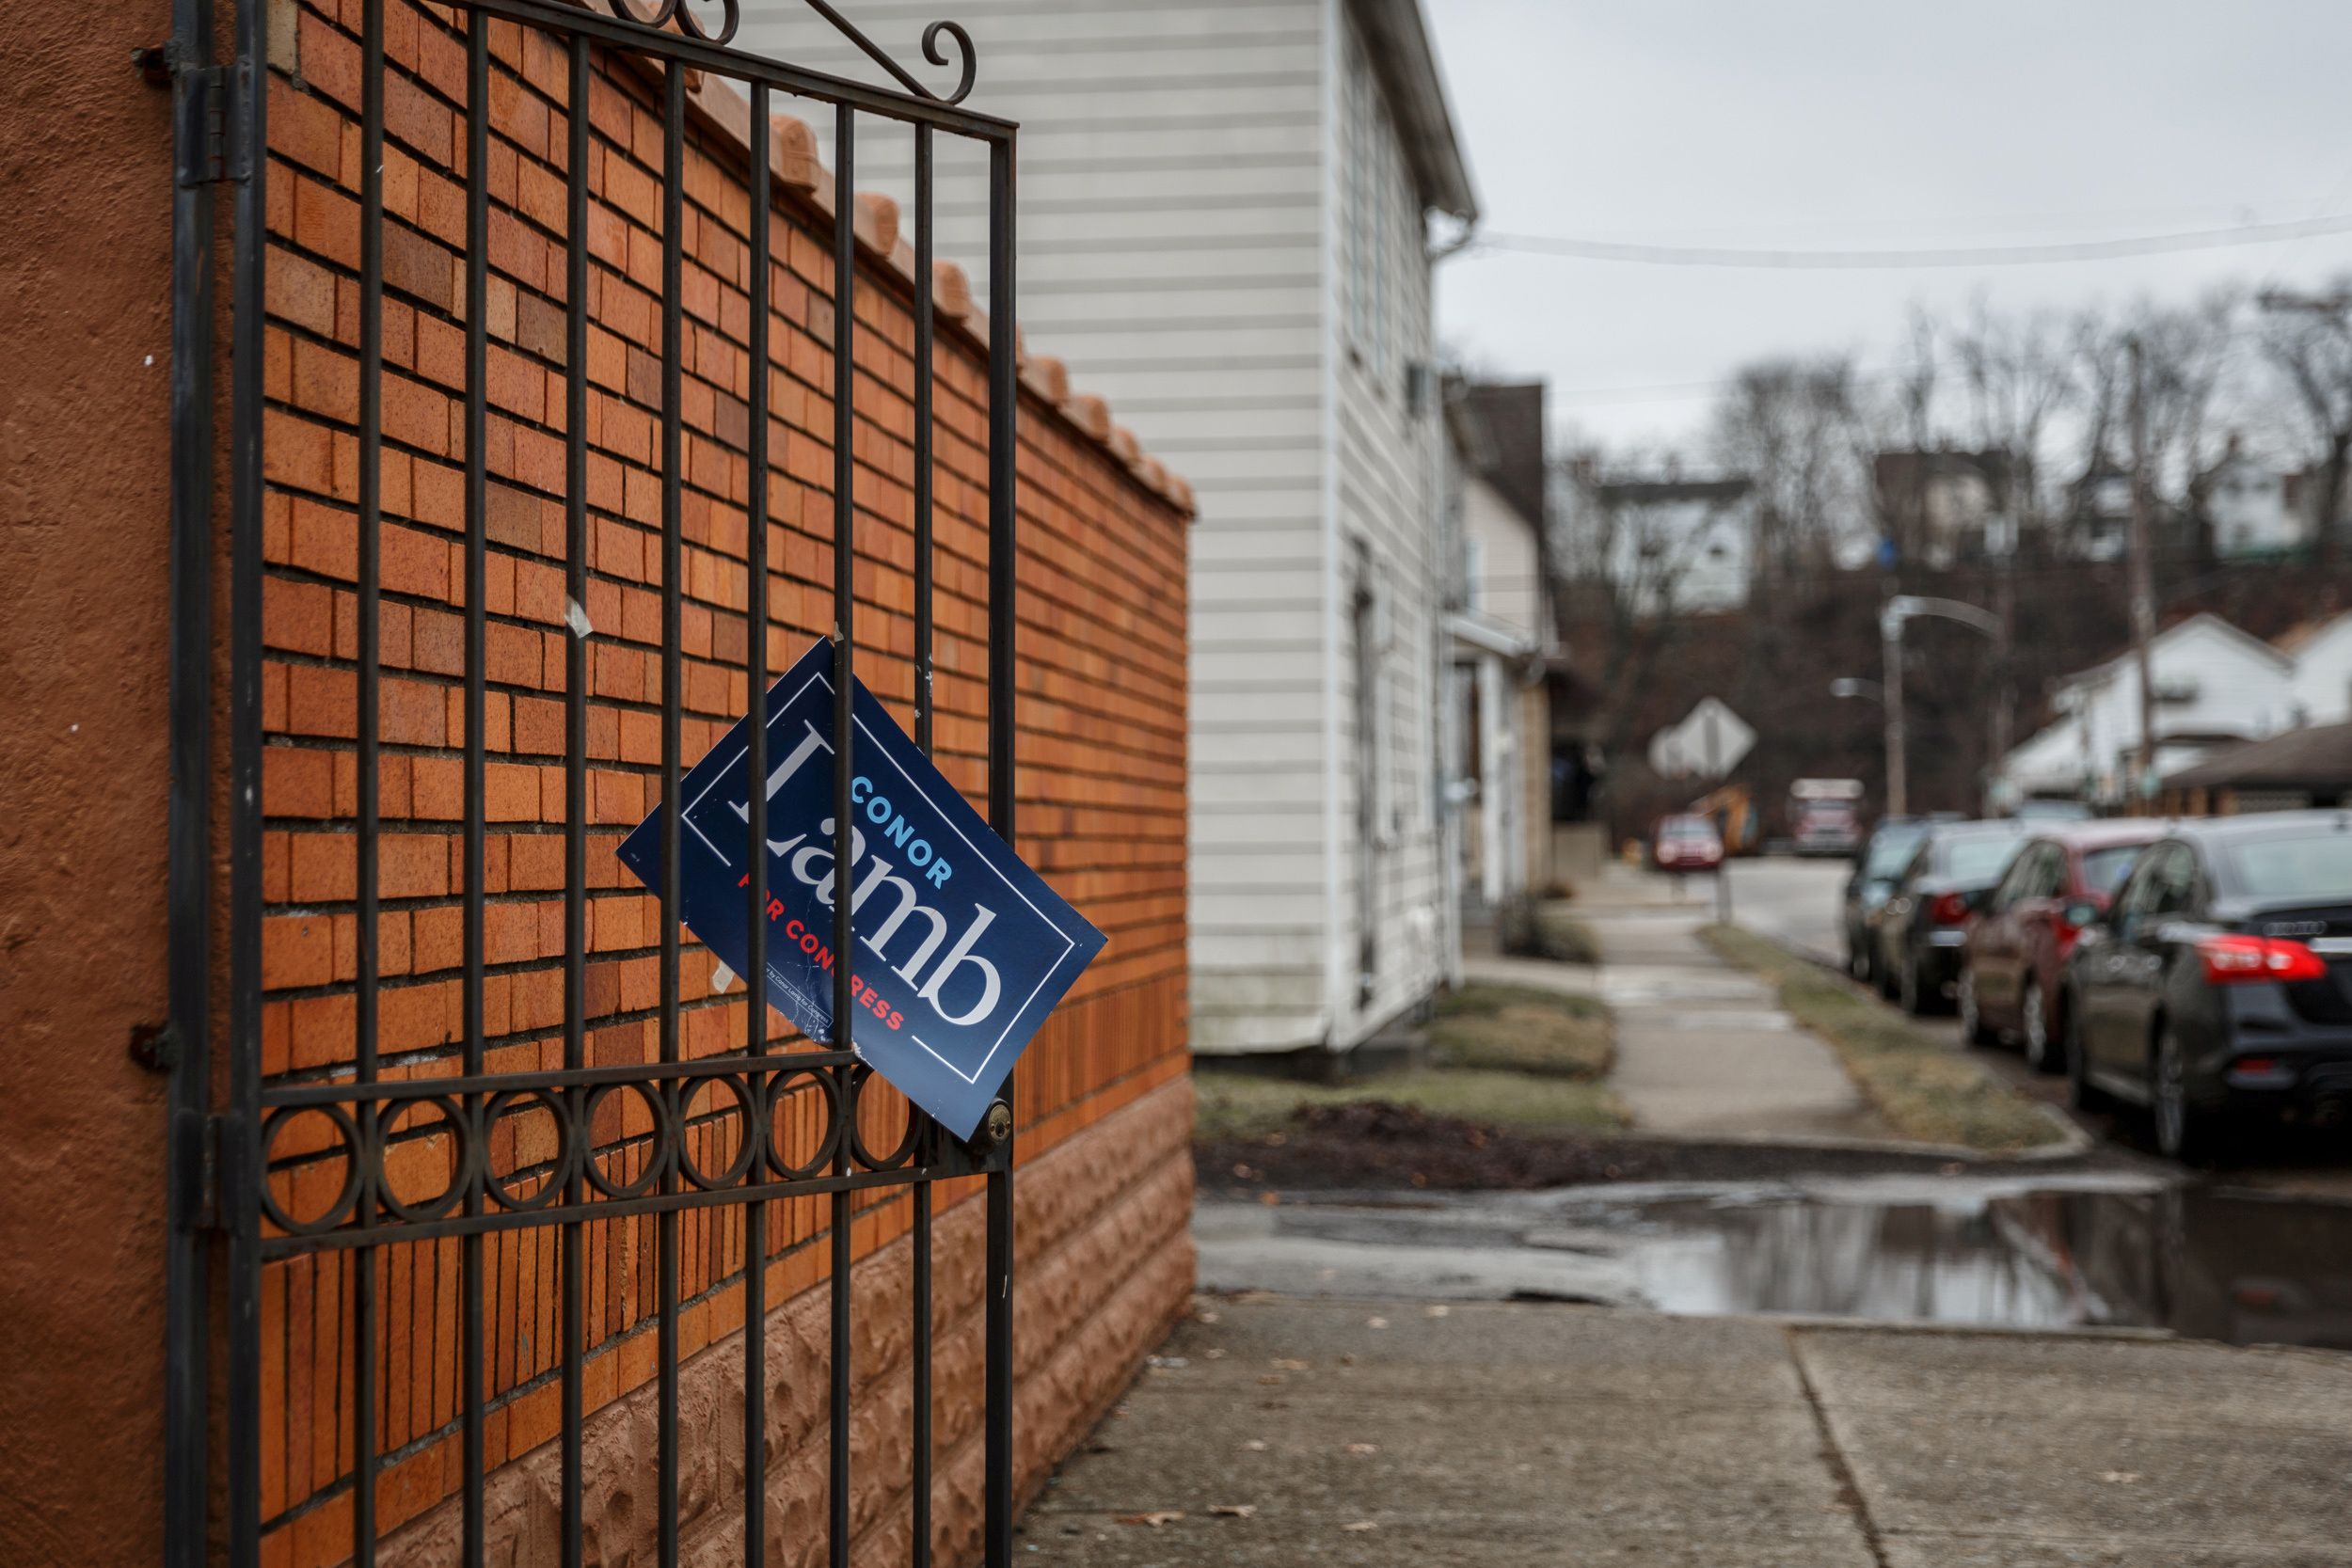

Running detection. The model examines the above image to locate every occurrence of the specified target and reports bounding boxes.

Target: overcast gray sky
[1423,0,2352,454]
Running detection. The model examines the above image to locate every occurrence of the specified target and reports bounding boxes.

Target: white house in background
[741,0,1480,1058]
[2281,611,2352,726]
[1440,381,1551,916]
[1994,614,2297,805]
[2202,441,2302,558]
[1555,472,1756,615]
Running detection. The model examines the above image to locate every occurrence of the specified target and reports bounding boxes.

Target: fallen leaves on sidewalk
[1209,1504,1256,1518]
[1345,1443,1378,1454]
[1115,1512,1184,1528]
[1341,1520,1379,1532]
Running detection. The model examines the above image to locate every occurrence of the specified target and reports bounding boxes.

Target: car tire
[2153,1023,2218,1164]
[1877,944,1899,999]
[1958,969,1996,1045]
[2066,1002,2113,1114]
[2021,977,2060,1074]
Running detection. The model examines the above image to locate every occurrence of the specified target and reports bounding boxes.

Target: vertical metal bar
[743,78,773,1568]
[561,27,592,1568]
[163,0,217,1556]
[659,56,687,1568]
[909,117,935,1568]
[227,0,269,1553]
[829,98,857,1568]
[462,16,491,1566]
[981,130,1018,1568]
[355,2,387,1559]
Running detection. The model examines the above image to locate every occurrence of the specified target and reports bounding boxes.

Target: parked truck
[1789,778,1866,857]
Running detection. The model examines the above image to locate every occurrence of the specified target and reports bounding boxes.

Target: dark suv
[2063,812,2352,1159]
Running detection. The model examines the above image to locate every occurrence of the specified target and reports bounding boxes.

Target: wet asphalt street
[1721,856,2352,1201]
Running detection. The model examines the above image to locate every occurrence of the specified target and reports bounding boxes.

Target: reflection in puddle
[1536,1176,2352,1348]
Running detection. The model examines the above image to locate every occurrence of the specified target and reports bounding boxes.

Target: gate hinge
[174,1110,230,1232]
[175,55,250,187]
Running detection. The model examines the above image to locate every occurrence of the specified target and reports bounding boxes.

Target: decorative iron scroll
[255,1056,977,1253]
[611,0,979,103]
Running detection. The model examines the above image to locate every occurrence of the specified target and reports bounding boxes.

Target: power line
[1471,214,2352,270]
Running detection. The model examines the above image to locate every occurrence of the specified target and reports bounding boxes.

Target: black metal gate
[165,0,1021,1561]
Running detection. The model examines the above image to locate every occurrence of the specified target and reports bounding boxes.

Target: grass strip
[1429,981,1612,1079]
[1195,1067,1627,1142]
[1700,923,2058,1153]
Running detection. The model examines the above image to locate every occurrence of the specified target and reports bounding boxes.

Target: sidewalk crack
[1784,1325,1891,1568]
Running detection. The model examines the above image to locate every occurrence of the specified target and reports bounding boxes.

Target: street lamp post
[1877,595,2002,818]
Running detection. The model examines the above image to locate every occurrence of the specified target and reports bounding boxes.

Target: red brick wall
[241,3,1192,1562]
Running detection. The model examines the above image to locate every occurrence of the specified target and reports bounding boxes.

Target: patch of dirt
[1195,1098,2116,1196]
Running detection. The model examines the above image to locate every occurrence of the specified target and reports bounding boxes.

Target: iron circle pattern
[675,1071,762,1192]
[480,1087,580,1212]
[579,1078,675,1201]
[370,1091,474,1225]
[921,20,977,103]
[761,1064,842,1180]
[256,1101,366,1237]
[613,0,742,47]
[843,1063,925,1171]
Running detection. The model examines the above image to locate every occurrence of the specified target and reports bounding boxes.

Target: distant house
[2280,611,2352,727]
[2198,439,2301,559]
[2067,466,2136,563]
[2162,721,2352,816]
[1873,449,2012,566]
[1994,613,2298,806]
[1557,467,1756,616]
[1441,382,1552,911]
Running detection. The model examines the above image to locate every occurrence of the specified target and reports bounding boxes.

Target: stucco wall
[0,3,182,1564]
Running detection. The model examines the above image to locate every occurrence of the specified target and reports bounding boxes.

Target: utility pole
[2128,337,2158,813]
[1882,599,1906,817]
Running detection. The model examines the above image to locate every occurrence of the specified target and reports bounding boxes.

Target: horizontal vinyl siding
[741,0,1338,1053]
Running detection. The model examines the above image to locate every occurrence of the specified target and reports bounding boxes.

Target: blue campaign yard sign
[615,639,1105,1140]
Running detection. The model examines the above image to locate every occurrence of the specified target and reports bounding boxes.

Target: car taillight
[2197,934,2328,985]
[1930,892,1970,925]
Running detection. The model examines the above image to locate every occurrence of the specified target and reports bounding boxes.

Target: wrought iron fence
[167,0,1022,1562]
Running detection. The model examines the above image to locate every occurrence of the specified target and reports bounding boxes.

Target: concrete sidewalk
[1020,1295,2352,1565]
[1470,868,1887,1142]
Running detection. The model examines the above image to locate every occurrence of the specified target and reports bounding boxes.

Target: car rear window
[2079,845,2143,895]
[1942,837,2024,882]
[1865,831,1925,877]
[2226,834,2352,900]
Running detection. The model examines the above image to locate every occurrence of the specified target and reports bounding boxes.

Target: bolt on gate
[164,0,1025,1562]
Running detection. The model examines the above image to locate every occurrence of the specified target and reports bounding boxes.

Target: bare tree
[1709,356,1869,581]
[1947,299,2077,537]
[2258,277,2352,563]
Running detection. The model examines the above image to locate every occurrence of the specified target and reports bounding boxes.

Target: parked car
[1870,819,2030,1015]
[1842,814,1962,983]
[1959,820,2168,1069]
[2062,811,2352,1160]
[1652,813,1724,871]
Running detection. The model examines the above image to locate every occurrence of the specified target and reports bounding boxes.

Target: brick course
[248,4,1192,1562]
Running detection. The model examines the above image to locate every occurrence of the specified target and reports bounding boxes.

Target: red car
[1959,820,2169,1070]
[1652,813,1724,871]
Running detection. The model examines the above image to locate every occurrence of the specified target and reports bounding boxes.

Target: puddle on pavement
[1203,1174,2352,1348]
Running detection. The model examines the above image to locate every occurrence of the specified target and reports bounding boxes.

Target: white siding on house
[738,0,1465,1053]
[1998,615,2296,801]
